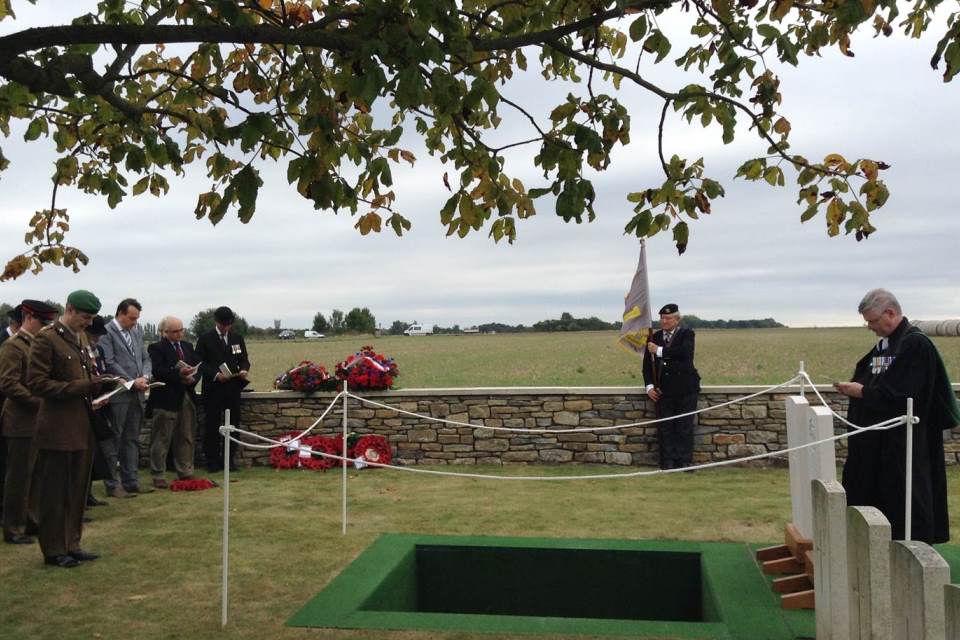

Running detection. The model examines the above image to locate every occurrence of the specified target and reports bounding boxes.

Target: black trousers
[657,392,698,469]
[202,393,241,470]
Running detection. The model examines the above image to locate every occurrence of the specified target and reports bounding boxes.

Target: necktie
[174,342,184,360]
[221,332,228,347]
[121,329,133,350]
[664,331,673,345]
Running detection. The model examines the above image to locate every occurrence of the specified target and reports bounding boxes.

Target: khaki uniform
[0,331,41,538]
[27,321,95,559]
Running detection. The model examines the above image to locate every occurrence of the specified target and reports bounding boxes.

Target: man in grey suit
[99,299,152,497]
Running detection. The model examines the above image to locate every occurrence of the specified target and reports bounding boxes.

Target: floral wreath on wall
[273,361,338,393]
[335,346,399,391]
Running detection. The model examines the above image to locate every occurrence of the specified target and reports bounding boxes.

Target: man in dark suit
[195,306,250,472]
[642,303,701,470]
[147,316,200,487]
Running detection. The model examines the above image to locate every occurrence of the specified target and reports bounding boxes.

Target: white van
[403,324,432,336]
[303,330,324,339]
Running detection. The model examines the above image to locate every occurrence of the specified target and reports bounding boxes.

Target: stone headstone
[846,506,891,640]
[813,479,850,640]
[890,540,949,640]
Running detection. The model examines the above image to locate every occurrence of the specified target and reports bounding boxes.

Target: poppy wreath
[335,346,399,391]
[351,435,392,466]
[270,431,308,469]
[274,361,338,392]
[298,435,340,471]
[170,478,217,491]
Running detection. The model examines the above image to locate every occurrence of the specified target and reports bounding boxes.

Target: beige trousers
[149,395,196,479]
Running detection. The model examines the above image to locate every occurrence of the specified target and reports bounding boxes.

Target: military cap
[87,316,108,336]
[8,303,23,324]
[66,289,101,314]
[21,299,57,322]
[214,306,235,324]
[658,303,679,315]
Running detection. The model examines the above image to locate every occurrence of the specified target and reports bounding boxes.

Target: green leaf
[233,165,260,223]
[643,30,672,64]
[629,16,648,42]
[673,221,689,255]
[132,175,150,196]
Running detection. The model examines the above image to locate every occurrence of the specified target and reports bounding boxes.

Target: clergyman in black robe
[835,288,960,544]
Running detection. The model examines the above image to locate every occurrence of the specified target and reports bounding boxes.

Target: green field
[246,328,960,390]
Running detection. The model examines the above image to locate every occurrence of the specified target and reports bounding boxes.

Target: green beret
[66,289,101,314]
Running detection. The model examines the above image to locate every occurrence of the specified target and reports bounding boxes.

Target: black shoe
[24,523,39,535]
[86,495,108,507]
[4,533,35,545]
[82,516,92,523]
[207,465,222,473]
[44,555,80,568]
[69,549,100,562]
[228,464,239,472]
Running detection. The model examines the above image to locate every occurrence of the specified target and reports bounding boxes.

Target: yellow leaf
[257,0,273,9]
[773,117,791,135]
[770,0,794,21]
[859,159,878,182]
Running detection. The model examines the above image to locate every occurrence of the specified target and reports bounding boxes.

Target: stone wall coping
[242,383,960,400]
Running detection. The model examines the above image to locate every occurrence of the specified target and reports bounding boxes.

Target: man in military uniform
[27,290,108,568]
[642,304,701,470]
[0,304,22,518]
[0,300,57,544]
[835,289,960,543]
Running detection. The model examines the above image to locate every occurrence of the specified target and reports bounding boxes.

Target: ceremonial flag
[618,239,652,354]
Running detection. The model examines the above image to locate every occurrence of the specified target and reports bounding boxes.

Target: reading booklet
[94,381,165,405]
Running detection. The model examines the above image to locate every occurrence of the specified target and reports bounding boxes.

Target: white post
[221,408,231,629]
[798,360,806,397]
[905,398,914,542]
[342,381,349,536]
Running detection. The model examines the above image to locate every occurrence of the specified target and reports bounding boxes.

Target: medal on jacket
[870,355,895,374]
[231,343,242,355]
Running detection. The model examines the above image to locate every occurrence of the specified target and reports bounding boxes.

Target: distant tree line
[312,307,376,335]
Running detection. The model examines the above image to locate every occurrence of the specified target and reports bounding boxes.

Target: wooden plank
[786,522,813,557]
[756,543,792,562]
[772,573,812,594]
[782,589,815,610]
[763,556,803,575]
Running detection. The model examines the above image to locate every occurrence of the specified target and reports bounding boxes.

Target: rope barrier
[221,412,905,482]
[345,375,803,434]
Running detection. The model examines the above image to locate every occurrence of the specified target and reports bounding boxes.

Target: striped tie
[122,329,133,350]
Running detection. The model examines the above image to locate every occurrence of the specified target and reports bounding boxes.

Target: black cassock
[842,317,960,543]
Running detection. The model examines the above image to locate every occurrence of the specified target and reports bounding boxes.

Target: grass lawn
[245,329,960,391]
[4,465,960,640]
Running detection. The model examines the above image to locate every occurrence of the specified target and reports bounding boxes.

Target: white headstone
[846,506,892,640]
[813,479,850,640]
[890,541,949,640]
[787,397,837,540]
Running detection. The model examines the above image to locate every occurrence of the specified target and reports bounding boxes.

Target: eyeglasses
[165,328,185,334]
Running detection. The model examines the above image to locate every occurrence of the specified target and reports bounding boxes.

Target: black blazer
[642,326,701,396]
[195,329,250,398]
[147,339,199,412]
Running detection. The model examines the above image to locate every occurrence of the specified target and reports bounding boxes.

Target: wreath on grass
[270,431,307,469]
[298,435,340,471]
[351,434,393,466]
[170,478,218,491]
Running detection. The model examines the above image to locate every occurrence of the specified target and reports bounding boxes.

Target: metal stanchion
[798,360,805,397]
[342,381,348,535]
[221,408,232,628]
[905,398,914,541]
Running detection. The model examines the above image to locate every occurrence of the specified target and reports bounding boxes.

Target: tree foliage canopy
[1,0,957,280]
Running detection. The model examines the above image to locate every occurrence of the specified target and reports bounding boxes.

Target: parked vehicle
[403,324,432,336]
[462,326,480,334]
[278,329,296,340]
[303,330,325,339]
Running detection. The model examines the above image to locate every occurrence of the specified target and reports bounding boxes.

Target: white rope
[220,413,905,482]
[798,371,869,431]
[344,375,803,434]
[226,391,345,450]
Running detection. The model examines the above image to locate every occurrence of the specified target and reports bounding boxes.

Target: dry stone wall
[222,385,960,467]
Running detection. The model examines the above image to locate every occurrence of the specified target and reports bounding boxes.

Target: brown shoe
[152,478,169,489]
[106,486,136,499]
[126,485,154,494]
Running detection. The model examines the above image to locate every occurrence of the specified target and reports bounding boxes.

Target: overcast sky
[1,4,957,329]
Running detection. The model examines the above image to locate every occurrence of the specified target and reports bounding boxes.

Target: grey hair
[858,289,902,315]
[157,316,182,334]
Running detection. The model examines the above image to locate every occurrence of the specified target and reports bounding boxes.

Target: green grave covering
[289,534,819,638]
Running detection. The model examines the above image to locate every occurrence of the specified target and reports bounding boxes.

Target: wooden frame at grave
[754,395,835,609]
